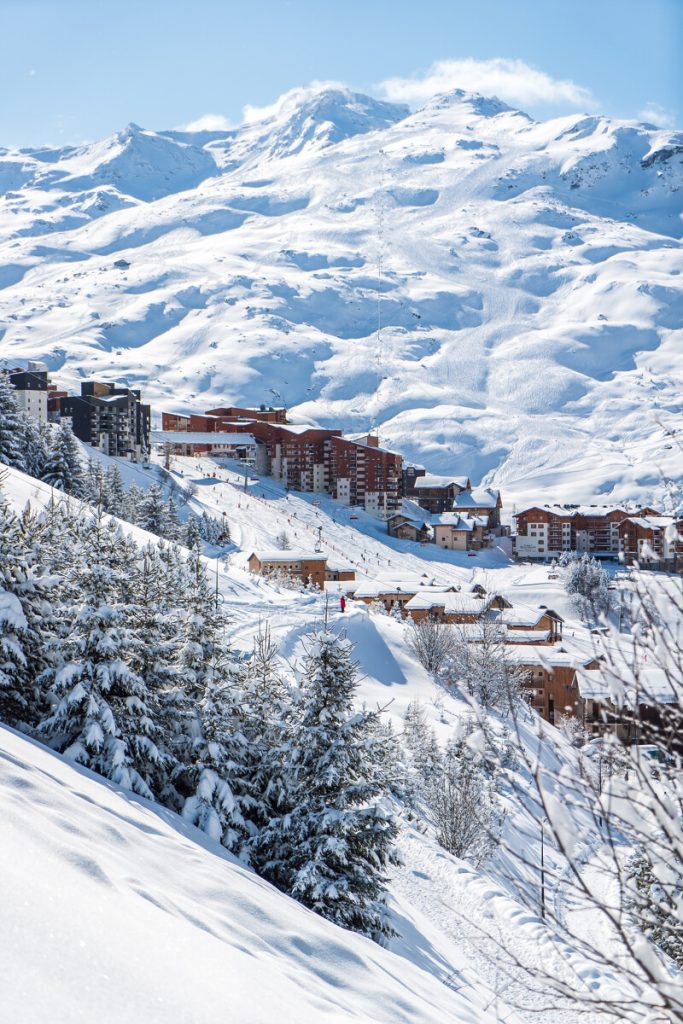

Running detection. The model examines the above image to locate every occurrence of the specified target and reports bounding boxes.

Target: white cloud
[181,113,235,132]
[377,57,596,111]
[242,80,348,124]
[637,102,677,128]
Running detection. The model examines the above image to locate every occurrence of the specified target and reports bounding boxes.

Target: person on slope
[340,595,346,613]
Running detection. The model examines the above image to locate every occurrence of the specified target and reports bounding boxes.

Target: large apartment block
[8,363,49,422]
[513,504,665,560]
[327,434,402,514]
[61,381,151,459]
[160,408,403,514]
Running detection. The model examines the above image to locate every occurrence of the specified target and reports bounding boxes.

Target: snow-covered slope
[0,459,633,1022]
[1,86,682,509]
[0,724,504,1024]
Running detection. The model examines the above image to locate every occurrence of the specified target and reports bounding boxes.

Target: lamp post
[540,816,546,920]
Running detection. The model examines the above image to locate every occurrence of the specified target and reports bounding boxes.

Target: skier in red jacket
[340,595,346,613]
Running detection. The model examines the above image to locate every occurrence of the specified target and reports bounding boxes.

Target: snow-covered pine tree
[184,514,202,551]
[84,459,105,506]
[0,372,25,469]
[104,464,126,515]
[253,629,400,943]
[138,483,169,537]
[402,700,443,797]
[39,510,162,797]
[0,486,56,727]
[125,543,183,803]
[236,625,295,861]
[124,483,144,524]
[171,550,252,847]
[165,495,181,541]
[20,416,51,479]
[42,419,85,496]
[565,553,611,621]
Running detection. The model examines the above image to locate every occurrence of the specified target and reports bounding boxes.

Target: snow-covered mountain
[1,85,682,507]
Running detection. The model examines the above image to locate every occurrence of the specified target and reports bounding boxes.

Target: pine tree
[170,552,252,845]
[165,495,181,541]
[253,630,400,943]
[138,483,168,537]
[0,372,25,469]
[20,417,51,479]
[39,511,162,797]
[104,464,126,515]
[0,487,55,726]
[565,554,611,621]
[124,483,145,524]
[184,513,202,551]
[403,700,443,796]
[43,420,85,496]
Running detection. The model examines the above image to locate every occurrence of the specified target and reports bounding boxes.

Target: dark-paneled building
[60,381,150,459]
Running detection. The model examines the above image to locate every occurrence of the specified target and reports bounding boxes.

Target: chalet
[353,581,456,615]
[431,514,488,551]
[407,473,472,513]
[496,605,564,644]
[386,512,431,543]
[576,664,677,743]
[618,516,682,569]
[247,551,328,590]
[451,488,502,529]
[324,561,356,583]
[506,646,601,725]
[405,591,509,624]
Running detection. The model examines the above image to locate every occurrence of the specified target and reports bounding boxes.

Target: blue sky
[2,0,681,146]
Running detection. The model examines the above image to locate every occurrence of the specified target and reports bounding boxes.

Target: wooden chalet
[247,551,328,590]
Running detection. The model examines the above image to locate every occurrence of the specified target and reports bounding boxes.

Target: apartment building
[327,434,402,514]
[618,516,683,568]
[8,363,49,422]
[513,504,663,560]
[61,381,151,459]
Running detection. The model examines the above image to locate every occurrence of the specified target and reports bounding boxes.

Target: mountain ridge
[0,85,681,509]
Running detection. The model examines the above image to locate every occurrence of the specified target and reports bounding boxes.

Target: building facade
[61,381,151,459]
[513,505,664,560]
[247,551,328,590]
[9,363,49,422]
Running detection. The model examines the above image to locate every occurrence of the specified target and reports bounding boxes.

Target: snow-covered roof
[505,646,595,668]
[249,550,328,563]
[353,580,454,599]
[326,559,355,572]
[506,629,551,643]
[576,665,678,706]
[430,513,488,530]
[405,592,489,614]
[499,604,561,627]
[452,488,499,510]
[623,516,677,530]
[413,473,470,490]
[151,431,256,444]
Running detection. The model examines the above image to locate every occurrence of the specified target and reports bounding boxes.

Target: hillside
[0,86,681,508]
[2,456,629,1024]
